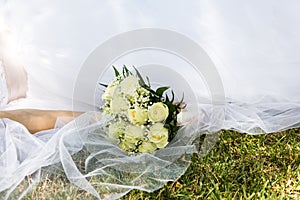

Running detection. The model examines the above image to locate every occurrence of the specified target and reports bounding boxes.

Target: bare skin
[0,109,83,134]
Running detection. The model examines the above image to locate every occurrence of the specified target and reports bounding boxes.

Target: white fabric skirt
[1,0,299,133]
[0,1,300,199]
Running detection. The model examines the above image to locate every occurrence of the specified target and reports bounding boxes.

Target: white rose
[176,110,195,126]
[128,107,148,125]
[176,112,183,125]
[107,121,126,141]
[101,84,117,100]
[119,141,136,152]
[148,102,169,122]
[148,123,169,148]
[124,125,144,144]
[138,141,157,153]
[120,75,140,95]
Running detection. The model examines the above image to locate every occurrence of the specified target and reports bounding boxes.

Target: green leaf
[179,92,185,104]
[164,124,170,129]
[170,90,175,102]
[165,94,170,102]
[147,88,156,94]
[146,76,151,87]
[123,65,132,77]
[122,66,126,77]
[133,66,146,86]
[99,83,108,88]
[172,126,180,132]
[156,87,169,97]
[112,65,120,77]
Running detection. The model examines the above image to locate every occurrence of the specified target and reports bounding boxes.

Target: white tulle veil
[0,0,300,199]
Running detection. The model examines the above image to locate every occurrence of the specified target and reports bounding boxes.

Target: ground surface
[22,128,300,200]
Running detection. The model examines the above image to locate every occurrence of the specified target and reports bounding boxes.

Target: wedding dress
[0,0,300,199]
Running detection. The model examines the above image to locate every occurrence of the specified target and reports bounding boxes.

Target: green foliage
[122,65,132,77]
[112,65,120,77]
[132,66,146,86]
[23,128,300,199]
[98,83,108,88]
[156,87,170,97]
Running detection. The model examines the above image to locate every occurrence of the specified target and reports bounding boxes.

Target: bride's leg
[0,109,83,133]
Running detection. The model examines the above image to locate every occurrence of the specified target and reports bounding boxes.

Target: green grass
[22,129,300,200]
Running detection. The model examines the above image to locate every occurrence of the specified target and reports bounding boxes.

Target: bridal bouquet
[100,66,185,154]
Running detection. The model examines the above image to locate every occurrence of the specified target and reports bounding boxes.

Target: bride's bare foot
[0,109,83,133]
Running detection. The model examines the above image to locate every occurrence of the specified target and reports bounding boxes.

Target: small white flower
[148,102,169,122]
[148,123,169,148]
